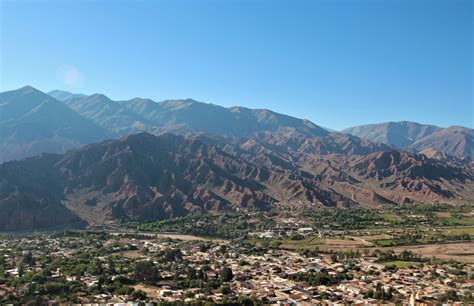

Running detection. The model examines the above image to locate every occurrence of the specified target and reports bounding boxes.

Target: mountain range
[0,86,472,230]
[48,89,328,138]
[1,131,472,230]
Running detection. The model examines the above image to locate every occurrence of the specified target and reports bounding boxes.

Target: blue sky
[1,0,472,130]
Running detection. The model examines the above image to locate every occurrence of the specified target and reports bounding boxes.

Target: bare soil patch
[154,233,229,244]
[323,238,371,246]
[387,241,474,263]
[133,283,160,299]
[122,249,145,259]
[356,234,393,241]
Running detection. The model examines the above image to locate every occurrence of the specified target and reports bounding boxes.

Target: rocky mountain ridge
[1,132,472,230]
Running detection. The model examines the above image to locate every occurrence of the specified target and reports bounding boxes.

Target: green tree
[132,289,147,300]
[21,252,35,266]
[220,266,233,282]
[133,261,160,284]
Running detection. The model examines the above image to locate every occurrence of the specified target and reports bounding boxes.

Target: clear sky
[1,0,472,130]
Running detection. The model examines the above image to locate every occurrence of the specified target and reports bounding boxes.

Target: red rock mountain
[1,132,472,230]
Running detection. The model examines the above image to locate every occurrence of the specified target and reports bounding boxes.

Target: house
[298,228,314,235]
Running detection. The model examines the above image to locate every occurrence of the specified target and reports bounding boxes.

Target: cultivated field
[251,233,474,263]
[388,241,474,263]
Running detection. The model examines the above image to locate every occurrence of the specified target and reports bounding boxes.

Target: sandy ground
[323,238,372,246]
[281,238,474,263]
[133,284,160,299]
[122,249,145,258]
[355,234,393,241]
[154,233,229,244]
[105,230,230,244]
[435,211,452,218]
[387,241,474,263]
[279,237,372,252]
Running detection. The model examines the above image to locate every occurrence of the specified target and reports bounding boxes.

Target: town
[0,226,473,304]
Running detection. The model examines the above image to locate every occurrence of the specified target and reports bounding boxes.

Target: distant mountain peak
[343,121,473,157]
[48,89,87,102]
[0,86,113,162]
[11,85,47,97]
[88,93,110,100]
[121,131,157,142]
[19,85,37,91]
[129,97,156,103]
[48,89,74,95]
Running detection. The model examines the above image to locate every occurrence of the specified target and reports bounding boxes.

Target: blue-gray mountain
[48,89,328,138]
[343,121,474,158]
[0,86,329,163]
[47,89,474,160]
[0,86,113,162]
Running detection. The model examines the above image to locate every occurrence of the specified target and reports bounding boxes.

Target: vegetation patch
[382,260,421,268]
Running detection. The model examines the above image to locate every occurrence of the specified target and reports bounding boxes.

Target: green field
[374,239,396,246]
[382,261,422,268]
[442,226,474,237]
[382,213,401,222]
[441,216,474,226]
[373,234,440,247]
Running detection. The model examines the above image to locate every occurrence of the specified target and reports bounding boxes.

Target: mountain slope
[1,132,472,230]
[342,121,441,148]
[0,153,85,231]
[119,98,329,137]
[343,121,473,158]
[48,89,329,137]
[347,150,474,202]
[409,126,474,158]
[0,86,113,162]
[58,94,153,135]
[0,133,327,229]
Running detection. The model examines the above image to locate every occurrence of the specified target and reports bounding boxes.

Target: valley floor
[1,230,472,304]
[2,203,474,304]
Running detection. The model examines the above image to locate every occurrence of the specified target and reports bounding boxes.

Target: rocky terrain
[1,132,472,230]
